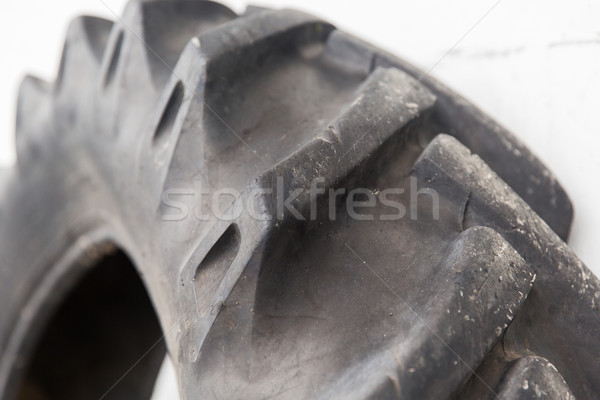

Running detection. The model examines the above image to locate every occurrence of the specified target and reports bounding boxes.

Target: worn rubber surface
[1,1,598,399]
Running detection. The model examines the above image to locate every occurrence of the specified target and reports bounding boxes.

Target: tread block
[156,10,341,192]
[257,66,437,216]
[56,16,113,93]
[326,30,573,241]
[412,134,600,399]
[140,0,236,88]
[15,76,53,169]
[93,1,237,131]
[199,10,338,157]
[200,9,333,81]
[353,227,534,399]
[191,224,533,399]
[325,67,435,157]
[162,39,436,198]
[52,17,113,133]
[235,66,436,217]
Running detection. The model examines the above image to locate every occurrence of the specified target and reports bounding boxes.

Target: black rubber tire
[1,1,597,399]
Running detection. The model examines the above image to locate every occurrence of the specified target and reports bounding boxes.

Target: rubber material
[1,1,597,399]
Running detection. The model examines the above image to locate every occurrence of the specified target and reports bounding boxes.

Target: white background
[2,1,599,397]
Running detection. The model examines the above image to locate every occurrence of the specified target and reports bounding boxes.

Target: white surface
[1,1,599,397]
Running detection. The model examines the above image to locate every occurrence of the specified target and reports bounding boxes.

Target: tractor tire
[1,1,597,399]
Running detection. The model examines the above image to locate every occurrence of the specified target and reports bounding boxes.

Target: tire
[1,1,597,399]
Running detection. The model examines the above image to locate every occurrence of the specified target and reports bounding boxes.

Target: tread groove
[153,81,185,143]
[103,30,124,88]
